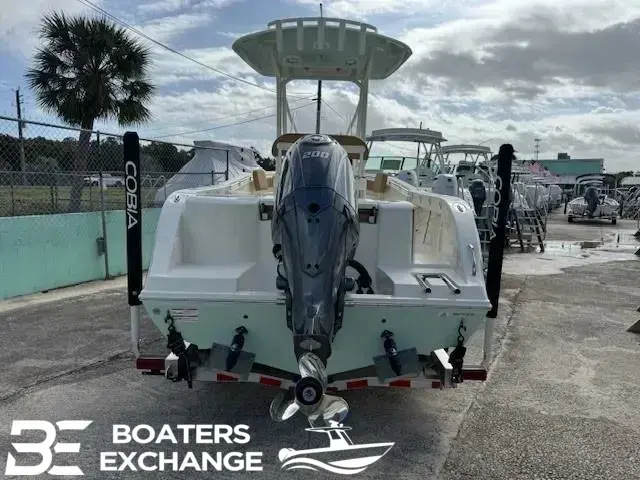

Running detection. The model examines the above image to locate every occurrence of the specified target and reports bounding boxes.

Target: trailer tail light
[216,372,239,382]
[259,376,282,387]
[346,379,369,389]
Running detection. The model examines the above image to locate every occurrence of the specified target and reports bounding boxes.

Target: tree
[251,147,275,171]
[144,142,185,172]
[26,12,155,212]
[257,156,275,171]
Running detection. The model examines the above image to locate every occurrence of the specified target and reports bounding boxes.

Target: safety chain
[449,320,467,384]
[164,311,194,388]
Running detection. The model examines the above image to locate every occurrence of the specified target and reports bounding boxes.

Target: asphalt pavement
[0,212,639,479]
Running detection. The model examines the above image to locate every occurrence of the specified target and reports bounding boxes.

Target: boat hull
[567,199,618,218]
[141,294,487,375]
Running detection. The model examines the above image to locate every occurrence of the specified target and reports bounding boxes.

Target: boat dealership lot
[0,214,639,479]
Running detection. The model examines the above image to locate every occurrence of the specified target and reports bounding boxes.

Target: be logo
[5,420,92,476]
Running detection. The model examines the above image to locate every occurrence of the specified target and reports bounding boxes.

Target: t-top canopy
[441,145,492,155]
[232,17,412,82]
[366,128,447,144]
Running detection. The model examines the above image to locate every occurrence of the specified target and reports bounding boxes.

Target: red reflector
[259,376,282,387]
[216,372,238,382]
[346,379,368,389]
[431,380,441,388]
[326,387,338,393]
[136,357,164,371]
[463,368,488,381]
[389,379,411,388]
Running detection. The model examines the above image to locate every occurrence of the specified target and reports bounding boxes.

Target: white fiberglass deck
[140,170,490,374]
[143,171,487,304]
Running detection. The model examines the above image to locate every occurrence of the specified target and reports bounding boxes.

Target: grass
[0,185,160,217]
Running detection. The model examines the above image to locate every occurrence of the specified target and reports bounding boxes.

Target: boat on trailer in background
[365,128,448,186]
[126,16,513,426]
[365,127,477,203]
[567,174,619,224]
[441,144,494,206]
[441,144,496,273]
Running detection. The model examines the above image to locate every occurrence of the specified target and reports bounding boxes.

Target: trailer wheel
[567,216,573,223]
[612,217,617,225]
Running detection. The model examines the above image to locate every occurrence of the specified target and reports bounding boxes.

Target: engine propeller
[269,352,349,426]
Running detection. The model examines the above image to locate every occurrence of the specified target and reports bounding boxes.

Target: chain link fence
[0,114,257,298]
[0,115,236,217]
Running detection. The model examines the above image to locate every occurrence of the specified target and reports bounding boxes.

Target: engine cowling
[584,186,599,216]
[271,134,359,366]
[469,178,487,216]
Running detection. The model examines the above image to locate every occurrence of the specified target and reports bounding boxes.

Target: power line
[151,102,316,139]
[76,0,313,97]
[140,95,315,135]
[320,98,348,130]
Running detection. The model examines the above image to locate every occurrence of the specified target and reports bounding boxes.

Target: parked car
[83,173,125,188]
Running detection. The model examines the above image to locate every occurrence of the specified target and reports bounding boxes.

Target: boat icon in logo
[278,421,394,475]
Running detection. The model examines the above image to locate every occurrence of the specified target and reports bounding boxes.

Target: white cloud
[136,0,238,15]
[0,0,98,57]
[149,46,260,85]
[290,0,475,19]
[136,13,214,43]
[8,0,640,172]
[397,0,640,60]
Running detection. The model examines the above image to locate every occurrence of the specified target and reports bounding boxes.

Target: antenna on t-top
[314,3,323,134]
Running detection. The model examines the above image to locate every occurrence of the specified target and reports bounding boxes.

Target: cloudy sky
[0,0,639,171]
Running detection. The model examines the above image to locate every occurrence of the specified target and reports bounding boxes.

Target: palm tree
[26,12,155,211]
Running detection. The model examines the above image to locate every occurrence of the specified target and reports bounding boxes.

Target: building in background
[535,153,604,188]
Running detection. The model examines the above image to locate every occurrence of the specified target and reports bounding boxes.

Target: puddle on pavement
[502,235,640,276]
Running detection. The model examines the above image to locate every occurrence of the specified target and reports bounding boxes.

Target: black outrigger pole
[483,144,514,361]
[124,132,198,384]
[315,80,322,134]
[314,3,323,134]
[123,132,143,358]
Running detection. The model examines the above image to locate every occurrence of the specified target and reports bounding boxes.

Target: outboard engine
[415,161,434,187]
[272,133,359,364]
[270,133,359,425]
[469,178,487,216]
[584,186,599,217]
[432,173,459,197]
[397,169,418,187]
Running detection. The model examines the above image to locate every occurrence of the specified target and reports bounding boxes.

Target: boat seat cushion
[253,170,269,190]
[367,173,388,193]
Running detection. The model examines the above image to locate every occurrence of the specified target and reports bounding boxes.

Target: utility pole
[15,88,27,185]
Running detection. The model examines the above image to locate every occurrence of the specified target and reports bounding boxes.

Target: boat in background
[152,140,262,206]
[567,174,619,224]
[365,128,475,201]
